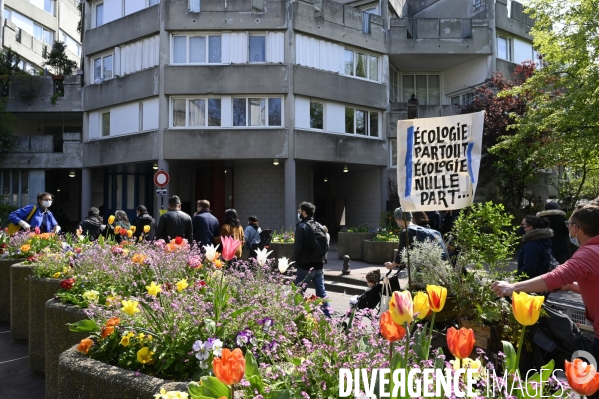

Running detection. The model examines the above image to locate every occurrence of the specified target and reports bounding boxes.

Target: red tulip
[175,236,183,245]
[380,311,406,343]
[446,327,475,360]
[565,359,599,397]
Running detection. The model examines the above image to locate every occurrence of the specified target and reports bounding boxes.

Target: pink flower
[221,235,242,261]
[34,226,40,234]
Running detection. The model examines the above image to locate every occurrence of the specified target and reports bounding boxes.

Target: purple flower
[257,317,274,331]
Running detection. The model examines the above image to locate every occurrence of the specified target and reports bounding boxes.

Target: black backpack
[305,220,329,259]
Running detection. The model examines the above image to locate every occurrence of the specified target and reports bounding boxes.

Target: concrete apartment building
[1,0,535,234]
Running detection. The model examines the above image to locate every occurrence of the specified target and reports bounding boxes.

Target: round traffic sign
[154,170,170,188]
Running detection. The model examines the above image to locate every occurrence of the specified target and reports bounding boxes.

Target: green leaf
[502,340,517,373]
[229,306,255,319]
[67,319,99,333]
[188,382,218,399]
[194,376,229,398]
[290,358,302,366]
[434,348,444,370]
[266,389,294,399]
[391,351,403,370]
[247,375,264,395]
[245,350,260,378]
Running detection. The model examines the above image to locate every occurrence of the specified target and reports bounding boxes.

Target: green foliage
[344,225,372,233]
[379,211,400,234]
[271,228,294,243]
[44,41,77,75]
[0,48,25,76]
[0,202,17,228]
[371,231,399,242]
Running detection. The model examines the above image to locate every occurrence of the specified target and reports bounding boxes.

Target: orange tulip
[565,359,599,397]
[101,326,115,338]
[213,348,245,386]
[446,327,475,360]
[77,338,93,354]
[106,317,120,327]
[380,311,406,343]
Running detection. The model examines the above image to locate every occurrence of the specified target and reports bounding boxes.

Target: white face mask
[42,200,52,208]
[297,212,302,221]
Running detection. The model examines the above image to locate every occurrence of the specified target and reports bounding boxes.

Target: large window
[345,107,378,137]
[95,2,104,27]
[402,74,440,105]
[310,101,324,129]
[33,24,53,45]
[101,112,110,136]
[60,30,81,56]
[1,170,29,208]
[94,53,113,81]
[497,36,512,61]
[249,35,265,62]
[171,98,222,127]
[172,35,221,64]
[233,98,282,127]
[44,0,55,14]
[343,48,379,81]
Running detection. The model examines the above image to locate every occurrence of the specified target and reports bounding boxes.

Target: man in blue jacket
[8,192,61,233]
[192,199,220,248]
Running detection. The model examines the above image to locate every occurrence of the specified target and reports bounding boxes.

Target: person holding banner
[384,207,447,272]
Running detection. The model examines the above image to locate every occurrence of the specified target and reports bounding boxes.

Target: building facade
[1,0,536,233]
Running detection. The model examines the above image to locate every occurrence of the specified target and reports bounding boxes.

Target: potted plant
[43,41,76,104]
[363,230,399,264]
[267,228,294,260]
[337,225,376,260]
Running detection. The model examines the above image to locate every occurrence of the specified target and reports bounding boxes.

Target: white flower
[278,257,295,273]
[199,360,209,370]
[211,339,223,356]
[254,247,274,266]
[203,243,220,262]
[192,340,203,352]
[195,347,210,361]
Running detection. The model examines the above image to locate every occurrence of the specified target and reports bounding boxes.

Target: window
[451,96,460,107]
[389,67,399,102]
[95,3,104,27]
[149,0,159,5]
[60,30,81,56]
[463,93,474,106]
[34,24,53,45]
[1,170,29,208]
[310,101,323,129]
[94,54,113,81]
[249,35,265,63]
[172,34,221,64]
[402,74,440,105]
[343,49,379,81]
[390,139,397,168]
[101,112,110,136]
[44,0,55,15]
[251,0,264,12]
[171,98,222,127]
[232,97,282,127]
[345,107,378,137]
[497,36,512,61]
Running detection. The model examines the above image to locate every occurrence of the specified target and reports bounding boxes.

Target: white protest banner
[396,111,484,211]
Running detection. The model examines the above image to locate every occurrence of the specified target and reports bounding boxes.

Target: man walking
[192,200,220,247]
[294,201,330,317]
[155,196,193,243]
[132,205,157,241]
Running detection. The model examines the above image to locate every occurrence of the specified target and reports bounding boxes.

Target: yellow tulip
[114,226,121,234]
[108,215,115,225]
[176,279,188,292]
[413,291,431,320]
[512,292,544,326]
[143,225,150,233]
[127,230,133,238]
[146,282,162,297]
[121,299,140,316]
[130,226,136,233]
[426,285,448,313]
[389,290,414,326]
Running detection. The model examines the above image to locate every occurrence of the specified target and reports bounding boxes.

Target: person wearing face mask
[516,215,554,280]
[492,204,599,371]
[8,192,61,234]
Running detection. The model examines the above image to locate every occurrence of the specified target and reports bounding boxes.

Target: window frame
[171,33,222,65]
[34,23,54,46]
[248,33,266,63]
[94,2,104,28]
[101,110,111,137]
[343,46,380,83]
[93,51,115,82]
[344,106,380,138]
[401,73,441,105]
[389,138,397,169]
[169,97,223,128]
[232,97,283,128]
[309,100,324,130]
[497,36,512,61]
[60,30,81,56]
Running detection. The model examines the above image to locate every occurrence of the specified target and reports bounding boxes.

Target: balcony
[4,75,83,113]
[389,17,491,69]
[495,0,533,39]
[0,133,83,169]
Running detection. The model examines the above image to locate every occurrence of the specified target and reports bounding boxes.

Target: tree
[44,41,77,75]
[459,62,543,217]
[0,48,24,156]
[502,0,599,206]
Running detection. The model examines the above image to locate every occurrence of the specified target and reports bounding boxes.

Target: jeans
[295,268,330,317]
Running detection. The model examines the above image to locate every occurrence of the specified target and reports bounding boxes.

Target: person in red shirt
[492,203,599,367]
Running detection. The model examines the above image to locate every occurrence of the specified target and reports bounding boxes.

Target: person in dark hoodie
[133,205,157,241]
[517,215,554,280]
[77,207,106,241]
[536,201,570,263]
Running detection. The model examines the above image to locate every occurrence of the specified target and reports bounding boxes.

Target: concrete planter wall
[29,277,61,372]
[10,263,37,341]
[363,240,398,264]
[337,232,376,260]
[268,242,294,261]
[46,301,91,399]
[58,346,188,399]
[0,258,23,322]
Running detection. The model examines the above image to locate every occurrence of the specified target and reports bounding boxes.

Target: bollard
[342,255,351,275]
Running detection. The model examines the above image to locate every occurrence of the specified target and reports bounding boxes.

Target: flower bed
[267,242,294,261]
[337,231,376,260]
[29,276,61,372]
[0,258,22,322]
[10,262,37,341]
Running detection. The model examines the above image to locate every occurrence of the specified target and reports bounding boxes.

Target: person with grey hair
[384,207,447,271]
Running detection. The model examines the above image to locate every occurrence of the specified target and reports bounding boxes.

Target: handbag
[379,276,392,314]
[6,206,37,236]
[547,254,560,272]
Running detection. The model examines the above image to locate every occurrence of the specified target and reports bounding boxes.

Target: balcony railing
[406,18,473,39]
